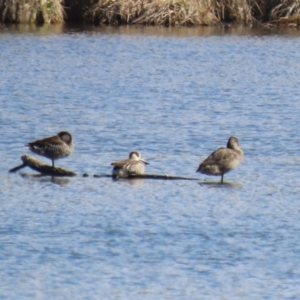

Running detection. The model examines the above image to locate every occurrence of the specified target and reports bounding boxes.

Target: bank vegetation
[0,0,300,26]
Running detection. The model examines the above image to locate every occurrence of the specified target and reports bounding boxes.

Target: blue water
[1,24,300,299]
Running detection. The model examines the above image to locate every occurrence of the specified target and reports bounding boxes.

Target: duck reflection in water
[20,173,71,186]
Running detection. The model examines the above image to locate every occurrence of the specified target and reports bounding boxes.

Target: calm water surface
[1,24,300,299]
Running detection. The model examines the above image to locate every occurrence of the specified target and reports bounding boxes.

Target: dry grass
[0,0,64,24]
[84,0,145,25]
[2,0,300,25]
[83,0,300,26]
[215,0,253,23]
[84,0,220,25]
[269,0,300,20]
[134,0,219,26]
[38,0,65,24]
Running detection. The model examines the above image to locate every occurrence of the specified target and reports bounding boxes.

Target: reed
[269,0,300,20]
[0,0,64,23]
[37,0,65,23]
[83,0,300,26]
[134,0,219,26]
[84,0,219,25]
[214,0,253,23]
[84,0,145,25]
[1,0,300,25]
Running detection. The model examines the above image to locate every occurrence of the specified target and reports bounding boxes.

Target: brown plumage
[111,151,148,178]
[197,136,243,183]
[27,131,74,167]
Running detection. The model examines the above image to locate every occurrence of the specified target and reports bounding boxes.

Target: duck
[197,136,243,183]
[27,131,74,167]
[111,151,148,178]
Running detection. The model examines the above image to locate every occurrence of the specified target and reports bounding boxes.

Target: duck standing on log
[27,131,74,167]
[197,136,243,183]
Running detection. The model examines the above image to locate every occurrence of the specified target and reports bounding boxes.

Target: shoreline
[0,0,299,28]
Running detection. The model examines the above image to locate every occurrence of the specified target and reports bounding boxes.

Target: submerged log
[9,155,197,180]
[91,174,199,180]
[9,154,76,176]
[125,174,199,180]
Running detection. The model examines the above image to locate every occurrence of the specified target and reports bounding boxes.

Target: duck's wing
[124,161,145,174]
[28,135,62,148]
[204,147,237,165]
[111,159,145,174]
[111,159,128,168]
[27,135,67,157]
[197,147,241,174]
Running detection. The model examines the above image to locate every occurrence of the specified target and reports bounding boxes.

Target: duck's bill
[142,159,149,165]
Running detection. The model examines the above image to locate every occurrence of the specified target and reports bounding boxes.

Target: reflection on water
[198,181,242,188]
[51,177,71,186]
[1,23,65,35]
[1,24,300,300]
[111,177,147,186]
[19,173,71,186]
[2,22,300,38]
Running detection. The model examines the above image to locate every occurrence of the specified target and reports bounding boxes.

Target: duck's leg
[52,159,55,168]
[221,174,224,183]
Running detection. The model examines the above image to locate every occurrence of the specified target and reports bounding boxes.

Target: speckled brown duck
[197,136,243,183]
[27,131,74,167]
[111,151,148,178]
